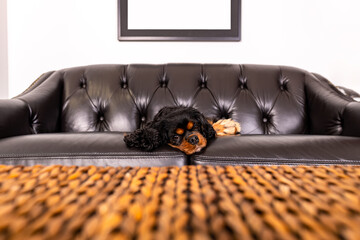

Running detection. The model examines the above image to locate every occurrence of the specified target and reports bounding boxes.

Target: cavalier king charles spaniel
[124,106,240,155]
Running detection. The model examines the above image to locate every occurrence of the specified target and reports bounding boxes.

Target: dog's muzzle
[168,131,207,155]
[187,135,199,145]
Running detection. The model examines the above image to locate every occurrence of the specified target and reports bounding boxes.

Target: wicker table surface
[0,165,359,240]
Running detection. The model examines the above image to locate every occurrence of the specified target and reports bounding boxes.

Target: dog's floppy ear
[124,127,163,151]
[198,114,216,140]
[202,121,216,140]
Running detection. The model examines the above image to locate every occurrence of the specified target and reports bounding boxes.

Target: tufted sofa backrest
[59,64,309,135]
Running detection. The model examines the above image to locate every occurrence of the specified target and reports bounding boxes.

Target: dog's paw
[212,119,241,136]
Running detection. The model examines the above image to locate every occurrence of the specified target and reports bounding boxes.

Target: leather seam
[193,156,359,162]
[0,156,184,160]
[193,158,360,164]
[193,160,360,166]
[0,152,184,158]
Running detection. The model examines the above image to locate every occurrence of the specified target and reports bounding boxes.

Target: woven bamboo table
[0,165,360,240]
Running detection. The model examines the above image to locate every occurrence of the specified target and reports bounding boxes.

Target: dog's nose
[188,135,199,145]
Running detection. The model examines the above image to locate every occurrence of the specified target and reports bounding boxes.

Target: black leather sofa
[1,64,360,166]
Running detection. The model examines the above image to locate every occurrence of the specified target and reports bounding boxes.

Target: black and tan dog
[124,106,240,155]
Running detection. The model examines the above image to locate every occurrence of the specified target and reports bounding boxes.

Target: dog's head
[124,106,216,155]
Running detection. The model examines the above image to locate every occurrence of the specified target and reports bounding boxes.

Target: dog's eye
[173,135,180,141]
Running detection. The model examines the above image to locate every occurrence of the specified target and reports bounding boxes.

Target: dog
[124,106,240,155]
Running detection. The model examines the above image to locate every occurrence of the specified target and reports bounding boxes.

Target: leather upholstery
[0,64,359,166]
[0,99,32,138]
[0,133,186,167]
[192,135,360,165]
[32,64,309,134]
[343,102,360,136]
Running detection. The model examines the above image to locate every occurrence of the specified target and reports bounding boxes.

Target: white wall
[6,0,360,97]
[0,0,8,99]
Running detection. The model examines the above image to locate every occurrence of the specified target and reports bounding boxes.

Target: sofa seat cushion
[192,135,360,165]
[0,133,187,167]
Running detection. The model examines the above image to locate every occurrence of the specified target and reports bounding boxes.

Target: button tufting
[121,82,127,89]
[120,76,128,89]
[263,118,268,123]
[279,76,289,91]
[160,74,168,88]
[99,116,104,121]
[80,76,87,89]
[239,76,247,90]
[280,82,288,91]
[199,74,207,88]
[141,116,146,122]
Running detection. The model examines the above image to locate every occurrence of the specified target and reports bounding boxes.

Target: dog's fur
[124,106,240,155]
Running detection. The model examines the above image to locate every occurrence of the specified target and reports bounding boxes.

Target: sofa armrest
[0,99,33,139]
[342,102,360,137]
[13,71,63,133]
[305,72,356,135]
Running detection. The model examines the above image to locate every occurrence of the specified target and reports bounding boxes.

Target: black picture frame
[118,0,241,41]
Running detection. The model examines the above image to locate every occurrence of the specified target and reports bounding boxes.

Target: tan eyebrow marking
[176,128,184,135]
[187,121,194,130]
